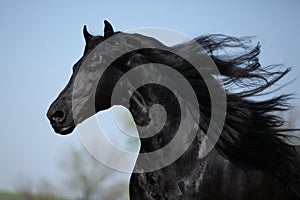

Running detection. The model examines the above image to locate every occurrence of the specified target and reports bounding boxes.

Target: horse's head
[47,20,176,136]
[47,21,116,135]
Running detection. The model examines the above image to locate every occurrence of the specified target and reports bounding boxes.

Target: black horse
[47,21,300,199]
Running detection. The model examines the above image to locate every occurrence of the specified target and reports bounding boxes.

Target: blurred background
[0,0,300,199]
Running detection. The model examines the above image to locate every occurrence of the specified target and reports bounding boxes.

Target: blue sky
[0,0,300,193]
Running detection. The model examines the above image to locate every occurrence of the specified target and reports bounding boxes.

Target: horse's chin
[52,122,76,135]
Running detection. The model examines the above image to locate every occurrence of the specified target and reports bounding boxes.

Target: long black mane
[197,35,300,197]
[130,34,300,198]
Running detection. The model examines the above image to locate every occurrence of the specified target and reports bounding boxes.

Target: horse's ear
[83,25,93,43]
[104,20,114,38]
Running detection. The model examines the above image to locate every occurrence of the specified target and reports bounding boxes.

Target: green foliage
[0,190,20,200]
[0,190,68,200]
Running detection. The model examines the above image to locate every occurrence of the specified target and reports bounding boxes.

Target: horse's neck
[127,84,205,171]
[132,118,204,175]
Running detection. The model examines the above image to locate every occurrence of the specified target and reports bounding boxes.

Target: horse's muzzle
[47,101,76,135]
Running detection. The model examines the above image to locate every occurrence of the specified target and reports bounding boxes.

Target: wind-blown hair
[198,35,300,197]
[135,34,300,198]
[190,35,300,198]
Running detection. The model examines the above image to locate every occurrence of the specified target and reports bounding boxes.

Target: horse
[47,21,300,199]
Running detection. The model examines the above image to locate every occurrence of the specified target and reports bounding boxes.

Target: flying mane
[126,34,300,198]
[148,34,300,198]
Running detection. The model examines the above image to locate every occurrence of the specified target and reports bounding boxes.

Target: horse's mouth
[52,122,76,135]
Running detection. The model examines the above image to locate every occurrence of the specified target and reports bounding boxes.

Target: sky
[0,0,300,194]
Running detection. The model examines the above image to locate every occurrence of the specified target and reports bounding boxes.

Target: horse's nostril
[52,110,66,123]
